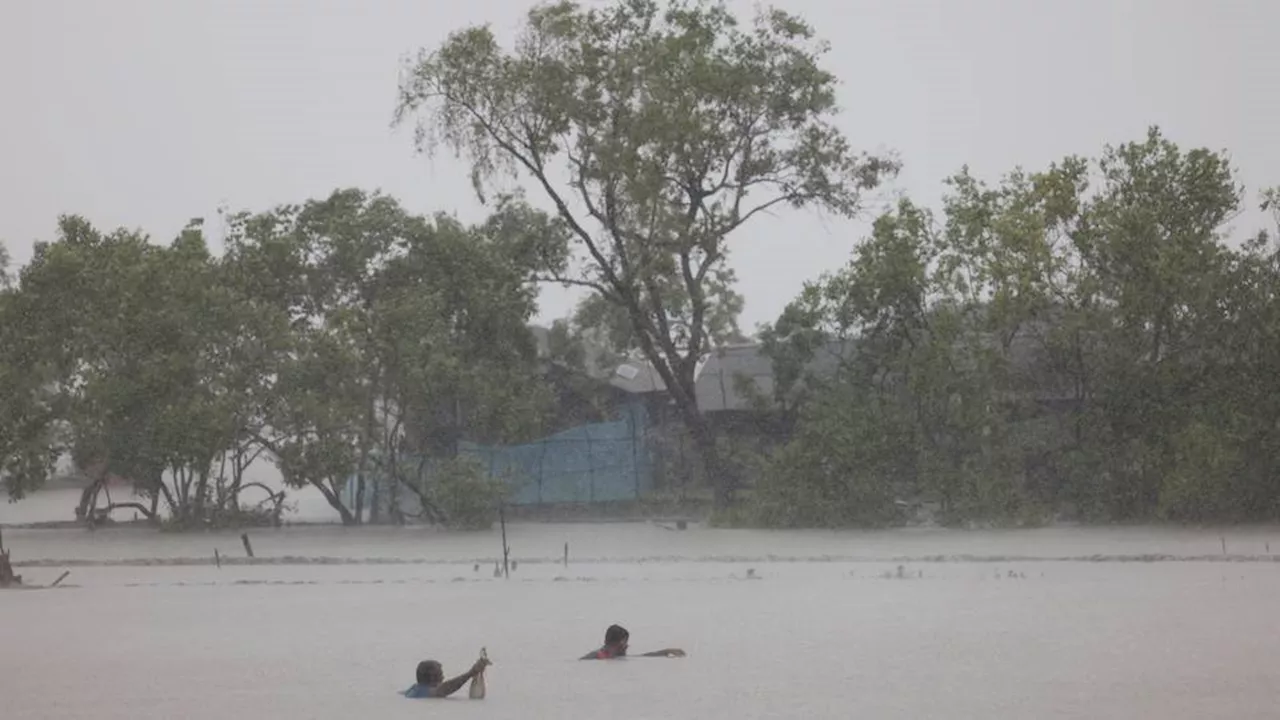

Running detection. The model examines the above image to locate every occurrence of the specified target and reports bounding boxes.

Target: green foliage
[223,189,557,524]
[756,127,1280,527]
[0,189,560,528]
[0,296,60,501]
[159,501,289,533]
[426,457,510,530]
[0,241,10,288]
[0,218,247,514]
[747,387,905,528]
[396,0,896,507]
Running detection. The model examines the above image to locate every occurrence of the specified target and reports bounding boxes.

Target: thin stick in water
[499,504,510,579]
[51,570,70,587]
[241,533,254,558]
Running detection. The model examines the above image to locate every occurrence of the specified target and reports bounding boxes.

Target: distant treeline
[3,0,1277,530]
[742,129,1280,528]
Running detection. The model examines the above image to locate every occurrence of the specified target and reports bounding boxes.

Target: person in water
[403,656,490,698]
[580,624,686,660]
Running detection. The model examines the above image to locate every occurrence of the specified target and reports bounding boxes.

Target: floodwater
[5,518,1280,718]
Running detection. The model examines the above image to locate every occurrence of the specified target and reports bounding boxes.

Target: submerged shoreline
[13,551,1280,568]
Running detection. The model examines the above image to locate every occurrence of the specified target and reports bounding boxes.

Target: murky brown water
[5,521,1280,719]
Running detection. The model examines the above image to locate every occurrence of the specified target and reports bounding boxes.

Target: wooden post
[563,541,569,568]
[214,548,221,569]
[499,504,510,579]
[241,533,254,558]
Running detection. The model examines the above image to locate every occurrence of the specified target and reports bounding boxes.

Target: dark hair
[416,660,443,685]
[604,624,630,646]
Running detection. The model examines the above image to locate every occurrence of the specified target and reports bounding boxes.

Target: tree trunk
[228,443,257,509]
[76,465,110,524]
[154,476,179,518]
[681,404,733,509]
[395,476,446,524]
[193,468,210,518]
[102,502,158,523]
[354,476,366,525]
[215,453,229,509]
[313,479,358,525]
[388,477,401,524]
[616,306,730,509]
[368,474,382,524]
[0,549,16,586]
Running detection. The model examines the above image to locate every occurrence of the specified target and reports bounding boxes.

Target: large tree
[0,242,62,501]
[0,217,280,523]
[224,189,556,524]
[395,0,896,507]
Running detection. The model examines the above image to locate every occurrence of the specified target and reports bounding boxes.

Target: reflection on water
[5,524,1280,718]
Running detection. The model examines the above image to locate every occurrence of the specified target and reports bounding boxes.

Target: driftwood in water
[240,533,255,558]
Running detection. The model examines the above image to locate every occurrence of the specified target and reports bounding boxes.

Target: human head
[603,624,630,654]
[416,660,444,686]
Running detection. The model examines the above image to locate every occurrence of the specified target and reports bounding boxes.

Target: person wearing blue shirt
[403,656,490,699]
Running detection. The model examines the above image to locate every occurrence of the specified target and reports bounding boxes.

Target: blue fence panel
[459,400,651,505]
[342,399,653,510]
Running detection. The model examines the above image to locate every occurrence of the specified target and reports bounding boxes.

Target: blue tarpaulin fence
[343,401,653,511]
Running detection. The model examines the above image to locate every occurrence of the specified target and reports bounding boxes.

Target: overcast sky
[2,0,1277,331]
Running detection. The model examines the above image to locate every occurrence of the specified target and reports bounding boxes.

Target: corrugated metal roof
[694,340,858,412]
[695,344,776,412]
[608,360,667,394]
[529,324,669,394]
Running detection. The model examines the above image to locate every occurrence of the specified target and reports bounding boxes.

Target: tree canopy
[752,128,1280,527]
[396,0,897,506]
[0,190,562,529]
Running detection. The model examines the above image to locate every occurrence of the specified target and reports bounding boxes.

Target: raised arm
[434,658,490,698]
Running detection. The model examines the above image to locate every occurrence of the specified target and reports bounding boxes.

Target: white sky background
[1,0,1277,333]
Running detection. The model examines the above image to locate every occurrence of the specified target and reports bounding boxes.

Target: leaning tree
[395,0,895,506]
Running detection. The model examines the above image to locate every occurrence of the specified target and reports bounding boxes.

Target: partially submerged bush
[730,390,906,528]
[160,501,293,532]
[429,457,510,530]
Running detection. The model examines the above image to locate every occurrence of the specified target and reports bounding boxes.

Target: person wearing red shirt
[580,624,686,660]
